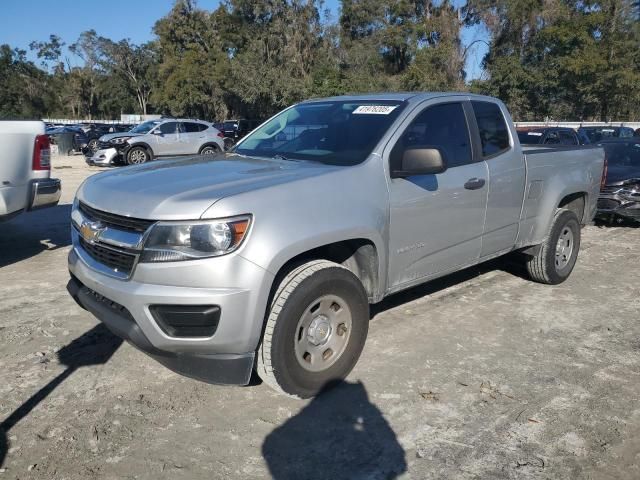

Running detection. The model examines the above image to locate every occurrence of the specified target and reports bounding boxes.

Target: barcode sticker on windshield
[353,105,398,115]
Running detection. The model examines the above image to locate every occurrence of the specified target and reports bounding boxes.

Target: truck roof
[301,92,499,104]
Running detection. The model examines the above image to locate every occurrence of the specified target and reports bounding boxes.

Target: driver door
[386,100,489,290]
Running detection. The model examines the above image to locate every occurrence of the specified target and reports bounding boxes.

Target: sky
[0,0,488,80]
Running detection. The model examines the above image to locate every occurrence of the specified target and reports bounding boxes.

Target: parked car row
[517,125,638,146]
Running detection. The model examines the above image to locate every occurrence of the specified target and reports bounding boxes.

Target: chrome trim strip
[72,206,147,250]
[29,178,61,210]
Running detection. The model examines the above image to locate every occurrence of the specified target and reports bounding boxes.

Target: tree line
[1,0,638,122]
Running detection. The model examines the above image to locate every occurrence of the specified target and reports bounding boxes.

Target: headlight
[140,215,251,262]
[112,136,131,145]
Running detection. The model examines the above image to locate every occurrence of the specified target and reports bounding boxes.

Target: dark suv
[221,119,261,149]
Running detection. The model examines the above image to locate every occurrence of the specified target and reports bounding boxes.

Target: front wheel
[257,260,369,398]
[525,209,581,285]
[88,139,99,153]
[127,146,150,165]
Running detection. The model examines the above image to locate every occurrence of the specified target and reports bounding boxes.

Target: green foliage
[0,0,638,121]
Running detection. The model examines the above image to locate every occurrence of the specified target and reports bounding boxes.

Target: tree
[99,39,159,115]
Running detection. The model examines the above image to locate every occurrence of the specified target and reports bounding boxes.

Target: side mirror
[391,147,447,178]
[151,129,162,135]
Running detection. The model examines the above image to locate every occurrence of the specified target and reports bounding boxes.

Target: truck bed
[517,144,605,248]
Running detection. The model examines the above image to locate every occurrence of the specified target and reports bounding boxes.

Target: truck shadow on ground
[262,380,407,480]
[0,204,72,268]
[0,323,122,468]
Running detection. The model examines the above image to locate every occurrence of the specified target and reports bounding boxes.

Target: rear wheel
[200,144,220,156]
[127,146,150,165]
[525,209,581,284]
[257,260,369,398]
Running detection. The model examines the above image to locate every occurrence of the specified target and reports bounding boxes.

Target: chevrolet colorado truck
[67,93,605,398]
[1,121,61,221]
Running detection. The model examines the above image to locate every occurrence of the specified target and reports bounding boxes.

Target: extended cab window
[471,101,510,157]
[391,102,472,169]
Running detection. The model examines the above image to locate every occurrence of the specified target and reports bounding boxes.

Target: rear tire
[257,260,369,398]
[526,209,581,285]
[127,146,150,165]
[199,144,220,156]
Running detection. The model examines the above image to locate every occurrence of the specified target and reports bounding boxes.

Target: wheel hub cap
[555,227,574,269]
[307,315,332,346]
[294,294,353,373]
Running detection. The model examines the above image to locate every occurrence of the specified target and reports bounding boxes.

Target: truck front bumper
[28,178,61,210]
[67,243,274,385]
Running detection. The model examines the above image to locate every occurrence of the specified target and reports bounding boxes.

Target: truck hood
[77,154,339,220]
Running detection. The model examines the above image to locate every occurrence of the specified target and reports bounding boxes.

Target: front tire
[525,209,581,285]
[88,139,99,153]
[127,146,150,165]
[257,260,369,398]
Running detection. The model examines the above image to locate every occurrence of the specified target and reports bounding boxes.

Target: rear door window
[183,122,207,133]
[471,101,511,158]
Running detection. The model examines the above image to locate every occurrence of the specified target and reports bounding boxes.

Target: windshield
[130,120,161,134]
[517,130,543,144]
[235,100,406,166]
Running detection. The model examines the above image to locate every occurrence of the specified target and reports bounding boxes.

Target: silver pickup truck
[67,93,605,398]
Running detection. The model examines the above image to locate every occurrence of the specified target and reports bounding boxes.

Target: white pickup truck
[0,121,61,221]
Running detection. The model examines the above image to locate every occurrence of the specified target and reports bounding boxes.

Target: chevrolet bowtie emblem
[79,220,105,244]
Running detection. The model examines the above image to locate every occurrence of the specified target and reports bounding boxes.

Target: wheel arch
[127,142,154,159]
[267,238,382,304]
[198,142,222,154]
[558,191,587,225]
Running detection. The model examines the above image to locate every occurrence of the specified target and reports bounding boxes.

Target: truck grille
[79,202,154,233]
[79,238,136,275]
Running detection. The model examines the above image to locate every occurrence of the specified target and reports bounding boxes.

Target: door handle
[464,178,485,190]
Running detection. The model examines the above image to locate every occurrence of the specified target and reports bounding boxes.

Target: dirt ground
[1,154,639,479]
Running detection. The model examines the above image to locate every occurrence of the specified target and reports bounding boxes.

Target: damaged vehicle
[596,138,640,223]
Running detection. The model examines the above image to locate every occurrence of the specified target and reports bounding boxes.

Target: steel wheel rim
[555,226,574,270]
[294,294,352,373]
[130,150,146,164]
